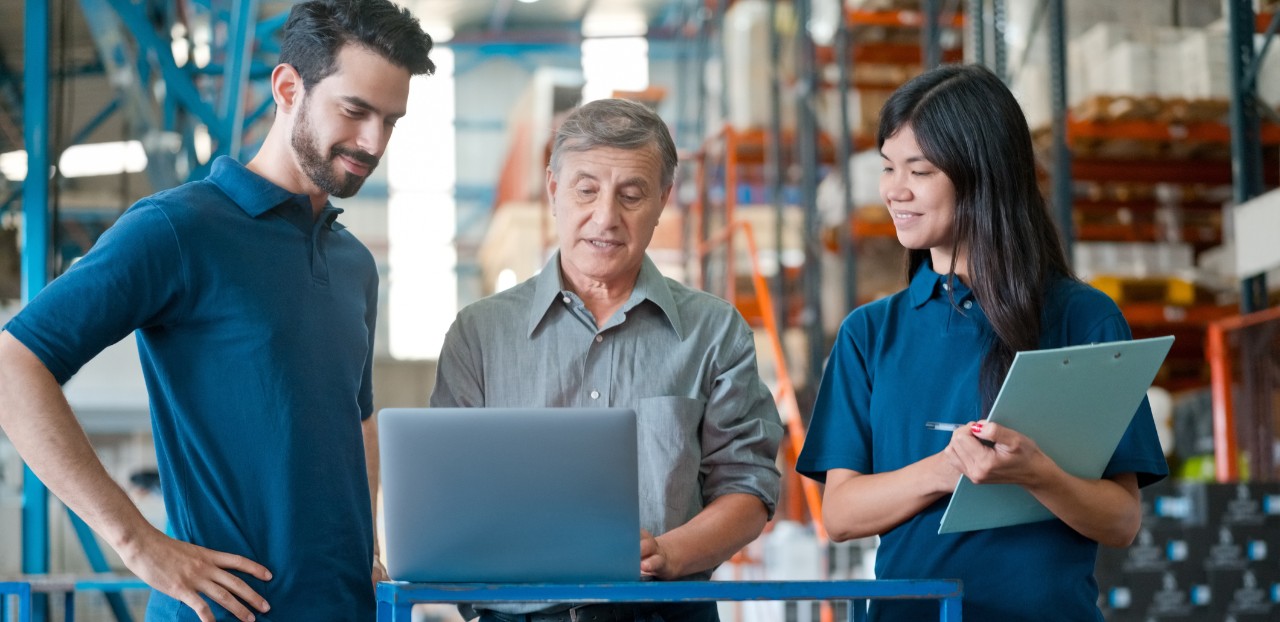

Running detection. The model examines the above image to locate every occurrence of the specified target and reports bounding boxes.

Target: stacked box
[1101,482,1280,620]
[1144,27,1190,101]
[1180,30,1231,100]
[1069,22,1132,104]
[1106,42,1159,98]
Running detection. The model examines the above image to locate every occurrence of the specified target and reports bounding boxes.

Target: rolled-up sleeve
[699,319,784,517]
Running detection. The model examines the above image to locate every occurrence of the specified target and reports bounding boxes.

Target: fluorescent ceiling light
[0,140,149,180]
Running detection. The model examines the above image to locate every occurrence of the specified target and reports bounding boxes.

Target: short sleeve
[359,272,378,420]
[796,313,875,482]
[1085,310,1170,487]
[3,201,186,384]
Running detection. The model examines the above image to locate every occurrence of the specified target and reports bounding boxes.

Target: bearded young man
[0,2,433,620]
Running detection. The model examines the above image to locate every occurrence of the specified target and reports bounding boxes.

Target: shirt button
[942,283,950,291]
[963,300,973,309]
[562,296,571,304]
[595,335,603,343]
[589,390,600,400]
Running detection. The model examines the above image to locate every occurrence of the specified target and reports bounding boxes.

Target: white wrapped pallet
[1255,33,1280,109]
[1071,22,1131,101]
[723,0,772,130]
[1106,41,1159,98]
[1180,29,1230,100]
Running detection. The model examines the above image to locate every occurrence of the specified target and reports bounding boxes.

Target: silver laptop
[378,407,641,583]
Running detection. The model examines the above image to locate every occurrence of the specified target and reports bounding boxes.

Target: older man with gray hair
[431,98,783,622]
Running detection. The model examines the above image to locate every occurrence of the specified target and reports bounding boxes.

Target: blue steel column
[1047,0,1072,255]
[22,1,51,620]
[834,6,855,313]
[221,0,259,160]
[921,0,941,70]
[795,0,825,388]
[1227,0,1267,312]
[992,0,1007,83]
[969,0,985,67]
[694,4,710,283]
[22,0,51,575]
[766,0,787,334]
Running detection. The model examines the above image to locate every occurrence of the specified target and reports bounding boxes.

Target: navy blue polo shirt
[6,157,378,621]
[797,262,1167,621]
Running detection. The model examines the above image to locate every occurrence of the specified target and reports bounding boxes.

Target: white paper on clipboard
[937,335,1174,534]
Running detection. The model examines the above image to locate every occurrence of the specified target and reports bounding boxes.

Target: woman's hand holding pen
[944,420,1054,487]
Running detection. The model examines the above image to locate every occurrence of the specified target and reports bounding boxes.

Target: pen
[927,421,996,446]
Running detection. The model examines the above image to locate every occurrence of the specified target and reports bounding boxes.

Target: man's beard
[291,102,379,199]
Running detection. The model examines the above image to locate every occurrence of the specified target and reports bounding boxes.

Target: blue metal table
[0,576,149,622]
[0,583,31,622]
[376,580,963,622]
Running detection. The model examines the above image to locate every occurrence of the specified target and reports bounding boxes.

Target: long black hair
[877,64,1074,412]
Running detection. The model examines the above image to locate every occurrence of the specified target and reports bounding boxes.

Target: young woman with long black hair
[797,64,1168,621]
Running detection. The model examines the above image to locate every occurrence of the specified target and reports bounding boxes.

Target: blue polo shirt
[797,262,1167,621]
[5,157,378,621]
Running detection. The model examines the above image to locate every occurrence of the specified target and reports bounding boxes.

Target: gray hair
[549,98,678,189]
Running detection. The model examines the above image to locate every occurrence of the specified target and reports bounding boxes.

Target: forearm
[362,415,381,557]
[655,493,767,577]
[0,332,154,553]
[1024,468,1141,547]
[822,454,955,541]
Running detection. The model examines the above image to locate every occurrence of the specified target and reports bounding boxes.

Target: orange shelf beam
[1070,158,1280,185]
[1067,116,1280,144]
[847,9,966,29]
[817,43,964,65]
[1119,303,1238,328]
[1259,12,1277,33]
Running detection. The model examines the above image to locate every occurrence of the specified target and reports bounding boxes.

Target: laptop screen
[378,407,641,583]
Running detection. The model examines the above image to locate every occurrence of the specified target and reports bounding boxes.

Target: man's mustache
[333,145,379,169]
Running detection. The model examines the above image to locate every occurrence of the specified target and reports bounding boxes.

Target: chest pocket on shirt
[635,396,705,533]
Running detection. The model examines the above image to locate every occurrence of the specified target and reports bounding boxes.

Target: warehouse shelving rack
[681,2,968,544]
[1029,0,1280,396]
[684,0,967,408]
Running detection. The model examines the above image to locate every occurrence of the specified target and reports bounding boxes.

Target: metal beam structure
[1047,0,1072,254]
[22,7,52,614]
[1227,0,1268,313]
[794,0,825,394]
[833,0,856,314]
[922,0,941,70]
[992,0,1007,83]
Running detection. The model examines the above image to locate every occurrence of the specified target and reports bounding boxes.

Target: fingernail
[970,423,983,434]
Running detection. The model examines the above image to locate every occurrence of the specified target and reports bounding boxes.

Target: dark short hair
[550,99,679,189]
[280,0,435,90]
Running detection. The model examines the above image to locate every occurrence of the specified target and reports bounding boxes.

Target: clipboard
[937,335,1174,534]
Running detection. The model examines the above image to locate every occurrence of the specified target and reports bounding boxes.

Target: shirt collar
[907,260,971,309]
[527,252,684,339]
[207,156,341,228]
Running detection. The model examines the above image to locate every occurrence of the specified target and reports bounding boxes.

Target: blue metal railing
[376,580,964,622]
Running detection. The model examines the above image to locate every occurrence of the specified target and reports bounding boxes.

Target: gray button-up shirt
[431,253,783,580]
